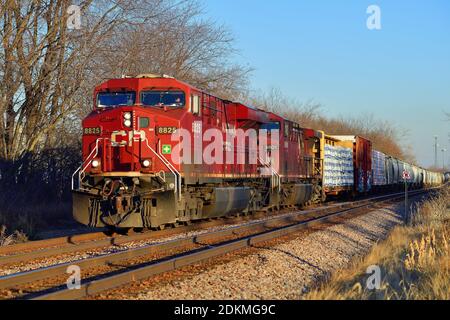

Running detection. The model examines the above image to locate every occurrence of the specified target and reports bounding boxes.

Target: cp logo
[111,130,146,147]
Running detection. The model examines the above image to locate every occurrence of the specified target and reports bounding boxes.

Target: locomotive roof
[95,75,311,129]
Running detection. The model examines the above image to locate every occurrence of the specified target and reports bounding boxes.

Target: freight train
[72,74,445,230]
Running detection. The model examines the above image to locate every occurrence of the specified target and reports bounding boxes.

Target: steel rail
[0,203,354,290]
[0,188,424,258]
[33,191,419,300]
[0,231,109,256]
[1,188,434,300]
[0,187,440,266]
[0,201,358,266]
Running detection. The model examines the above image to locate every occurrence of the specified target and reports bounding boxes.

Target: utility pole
[443,148,447,171]
[448,133,450,169]
[434,136,438,168]
[403,170,410,224]
[404,177,408,224]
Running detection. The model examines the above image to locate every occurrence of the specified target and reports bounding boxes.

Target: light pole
[434,136,438,168]
[443,148,447,171]
[448,133,450,169]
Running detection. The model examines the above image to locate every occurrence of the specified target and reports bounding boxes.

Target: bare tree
[0,0,131,162]
[0,0,250,168]
[0,0,251,235]
[85,0,251,103]
[249,87,414,162]
[248,87,321,127]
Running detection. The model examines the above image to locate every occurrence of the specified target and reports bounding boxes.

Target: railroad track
[0,190,423,264]
[0,207,315,266]
[0,187,438,300]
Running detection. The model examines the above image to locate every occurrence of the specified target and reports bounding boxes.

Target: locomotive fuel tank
[283,184,314,206]
[202,187,253,218]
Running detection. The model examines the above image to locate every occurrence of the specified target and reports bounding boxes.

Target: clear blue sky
[201,0,450,168]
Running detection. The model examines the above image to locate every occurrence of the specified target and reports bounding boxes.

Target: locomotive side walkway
[93,196,427,300]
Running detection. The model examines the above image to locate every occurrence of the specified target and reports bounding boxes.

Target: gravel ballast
[114,202,410,300]
[0,208,323,276]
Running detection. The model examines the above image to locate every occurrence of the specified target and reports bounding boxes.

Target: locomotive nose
[92,107,155,173]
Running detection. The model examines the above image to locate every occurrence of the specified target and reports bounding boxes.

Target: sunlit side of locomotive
[72,74,444,232]
[72,74,322,231]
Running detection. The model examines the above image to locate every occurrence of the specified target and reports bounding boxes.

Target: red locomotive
[73,74,321,230]
[72,74,445,230]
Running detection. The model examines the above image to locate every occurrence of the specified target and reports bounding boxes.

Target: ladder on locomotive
[258,156,281,191]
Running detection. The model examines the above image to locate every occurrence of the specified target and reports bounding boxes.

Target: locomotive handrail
[258,156,281,191]
[142,138,181,200]
[72,136,181,199]
[72,138,106,192]
[72,165,83,191]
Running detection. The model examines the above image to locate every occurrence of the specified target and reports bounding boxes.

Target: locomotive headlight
[142,159,151,168]
[123,112,132,120]
[124,119,132,127]
[91,159,100,168]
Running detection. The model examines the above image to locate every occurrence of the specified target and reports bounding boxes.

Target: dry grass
[304,186,450,300]
[0,225,28,246]
[0,201,71,240]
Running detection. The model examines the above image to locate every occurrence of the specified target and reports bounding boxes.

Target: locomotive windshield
[260,122,280,132]
[140,91,185,108]
[97,92,136,108]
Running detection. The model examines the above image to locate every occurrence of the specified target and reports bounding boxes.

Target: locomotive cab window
[97,92,136,108]
[260,122,280,132]
[141,91,185,108]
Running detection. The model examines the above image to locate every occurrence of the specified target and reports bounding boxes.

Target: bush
[0,147,80,238]
[0,225,28,246]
